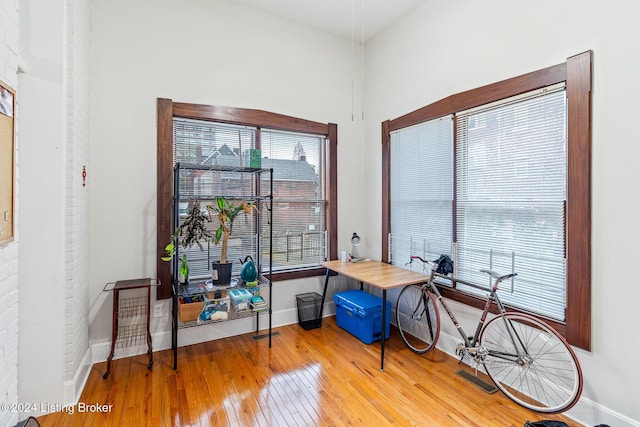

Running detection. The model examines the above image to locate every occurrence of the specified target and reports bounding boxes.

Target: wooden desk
[321,259,429,370]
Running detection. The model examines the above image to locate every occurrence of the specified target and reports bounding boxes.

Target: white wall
[364,1,640,426]
[17,0,92,416]
[0,1,20,424]
[89,0,364,354]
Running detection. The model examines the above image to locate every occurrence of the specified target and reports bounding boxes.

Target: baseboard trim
[63,348,92,407]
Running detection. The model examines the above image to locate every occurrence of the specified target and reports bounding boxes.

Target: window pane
[260,129,326,271]
[172,119,328,275]
[172,119,259,278]
[173,119,256,167]
[390,117,454,269]
[456,88,567,320]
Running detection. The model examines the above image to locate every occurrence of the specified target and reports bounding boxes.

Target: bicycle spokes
[396,285,440,354]
[479,313,582,413]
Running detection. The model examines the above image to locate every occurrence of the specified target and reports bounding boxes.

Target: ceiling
[227,0,426,43]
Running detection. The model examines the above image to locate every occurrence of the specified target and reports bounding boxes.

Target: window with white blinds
[172,118,327,276]
[173,119,258,278]
[260,129,326,271]
[390,117,453,268]
[455,86,567,319]
[389,86,568,320]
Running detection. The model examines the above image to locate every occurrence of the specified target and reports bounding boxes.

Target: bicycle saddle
[480,269,517,281]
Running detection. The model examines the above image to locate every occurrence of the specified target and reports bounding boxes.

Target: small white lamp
[350,232,361,261]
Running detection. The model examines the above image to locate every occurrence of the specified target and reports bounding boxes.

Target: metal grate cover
[456,369,498,394]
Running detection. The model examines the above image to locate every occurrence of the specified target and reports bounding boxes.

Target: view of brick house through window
[173,118,326,277]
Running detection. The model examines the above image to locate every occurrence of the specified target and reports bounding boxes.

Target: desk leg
[320,268,330,321]
[146,286,153,370]
[172,289,178,370]
[381,289,387,371]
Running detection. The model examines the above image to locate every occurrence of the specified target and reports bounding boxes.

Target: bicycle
[396,255,583,413]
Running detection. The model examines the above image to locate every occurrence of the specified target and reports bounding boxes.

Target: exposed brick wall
[0,0,20,425]
[64,0,91,388]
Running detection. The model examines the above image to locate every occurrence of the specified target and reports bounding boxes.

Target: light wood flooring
[38,317,580,426]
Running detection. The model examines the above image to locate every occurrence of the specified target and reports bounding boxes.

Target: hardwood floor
[38,317,580,426]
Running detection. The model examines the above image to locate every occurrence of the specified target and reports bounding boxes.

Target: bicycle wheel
[479,312,583,413]
[396,285,440,353]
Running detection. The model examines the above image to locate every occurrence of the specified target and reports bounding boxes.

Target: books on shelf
[250,295,268,312]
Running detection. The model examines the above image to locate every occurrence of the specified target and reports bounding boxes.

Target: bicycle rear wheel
[479,312,583,413]
[396,285,440,353]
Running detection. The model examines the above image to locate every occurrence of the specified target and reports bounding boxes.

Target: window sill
[266,266,327,282]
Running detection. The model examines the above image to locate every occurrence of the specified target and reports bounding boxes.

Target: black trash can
[14,417,40,427]
[296,292,323,330]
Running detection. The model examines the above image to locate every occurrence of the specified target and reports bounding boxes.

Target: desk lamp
[350,232,361,261]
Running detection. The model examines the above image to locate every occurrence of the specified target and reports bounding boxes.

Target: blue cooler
[334,290,391,344]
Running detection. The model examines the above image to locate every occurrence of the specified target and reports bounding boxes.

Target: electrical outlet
[153,303,163,318]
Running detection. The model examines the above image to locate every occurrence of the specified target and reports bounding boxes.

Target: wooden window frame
[157,99,338,299]
[382,51,592,350]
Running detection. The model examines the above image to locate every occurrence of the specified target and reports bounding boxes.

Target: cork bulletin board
[0,80,15,245]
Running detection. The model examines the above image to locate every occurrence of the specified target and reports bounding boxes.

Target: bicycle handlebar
[407,255,436,267]
[408,254,517,284]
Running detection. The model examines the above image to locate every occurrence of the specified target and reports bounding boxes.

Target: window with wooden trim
[382,52,592,350]
[157,100,338,299]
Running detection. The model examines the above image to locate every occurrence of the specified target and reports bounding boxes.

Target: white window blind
[172,119,259,278]
[173,118,256,167]
[390,116,454,269]
[455,86,567,320]
[260,129,326,271]
[388,87,568,321]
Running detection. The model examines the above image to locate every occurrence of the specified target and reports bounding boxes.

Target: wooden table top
[322,259,429,290]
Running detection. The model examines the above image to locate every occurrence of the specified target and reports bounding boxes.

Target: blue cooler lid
[334,290,389,313]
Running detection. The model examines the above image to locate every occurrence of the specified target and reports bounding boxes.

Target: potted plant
[208,196,256,285]
[162,200,213,284]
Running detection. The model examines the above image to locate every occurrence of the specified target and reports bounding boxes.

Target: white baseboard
[63,348,92,406]
[566,397,640,427]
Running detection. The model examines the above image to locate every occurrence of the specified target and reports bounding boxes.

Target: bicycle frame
[401,256,583,413]
[413,257,523,359]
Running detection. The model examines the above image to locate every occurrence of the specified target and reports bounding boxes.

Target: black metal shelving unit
[170,163,274,369]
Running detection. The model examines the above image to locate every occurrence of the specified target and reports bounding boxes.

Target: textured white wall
[364,1,640,426]
[17,0,93,416]
[0,1,20,425]
[64,0,92,404]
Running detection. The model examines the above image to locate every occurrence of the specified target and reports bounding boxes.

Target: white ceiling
[227,0,426,42]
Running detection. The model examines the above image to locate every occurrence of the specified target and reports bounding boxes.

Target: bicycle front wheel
[480,312,583,413]
[396,285,440,353]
